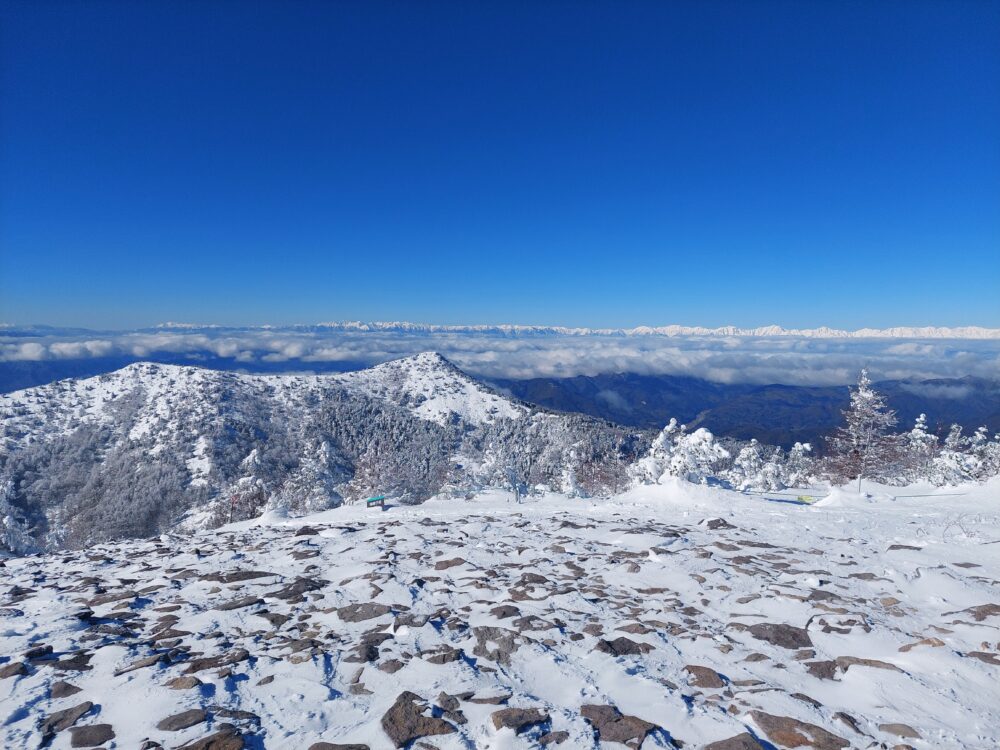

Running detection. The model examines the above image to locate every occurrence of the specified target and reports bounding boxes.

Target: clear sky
[1,0,998,330]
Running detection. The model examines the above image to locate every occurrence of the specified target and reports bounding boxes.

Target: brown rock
[166,675,203,689]
[177,725,245,750]
[704,734,766,750]
[685,664,726,689]
[580,704,657,748]
[880,723,921,739]
[380,692,456,748]
[421,646,464,665]
[805,660,838,680]
[0,661,28,679]
[748,623,813,649]
[750,711,848,749]
[157,708,207,731]
[594,636,653,657]
[490,707,549,733]
[539,731,569,745]
[835,656,902,673]
[967,651,1000,665]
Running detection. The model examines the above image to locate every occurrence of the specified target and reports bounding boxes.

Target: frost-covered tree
[726,440,788,491]
[630,420,728,486]
[968,426,997,480]
[213,449,270,524]
[894,413,941,483]
[269,440,348,515]
[629,419,682,485]
[784,442,814,487]
[930,424,1000,485]
[825,369,902,489]
[669,428,729,484]
[0,476,36,555]
[974,429,1000,480]
[727,440,764,491]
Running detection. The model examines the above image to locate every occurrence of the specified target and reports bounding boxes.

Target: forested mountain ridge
[0,354,646,553]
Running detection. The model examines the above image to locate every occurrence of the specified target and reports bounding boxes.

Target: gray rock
[471,626,524,665]
[51,680,83,698]
[69,723,115,747]
[183,648,249,674]
[748,622,813,649]
[41,701,94,739]
[266,577,327,601]
[157,708,208,731]
[215,596,264,611]
[337,603,392,622]
[490,605,520,619]
[594,636,653,657]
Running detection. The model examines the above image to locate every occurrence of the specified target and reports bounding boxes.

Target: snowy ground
[2,480,999,749]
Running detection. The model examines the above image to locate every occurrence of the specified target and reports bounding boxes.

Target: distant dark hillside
[494,374,1000,448]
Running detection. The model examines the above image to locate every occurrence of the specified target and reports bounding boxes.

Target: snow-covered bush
[631,420,729,485]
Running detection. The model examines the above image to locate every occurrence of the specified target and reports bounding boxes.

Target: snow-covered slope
[0,353,520,453]
[1,482,998,748]
[332,352,526,426]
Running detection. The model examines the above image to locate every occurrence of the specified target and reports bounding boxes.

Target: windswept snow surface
[1,481,999,749]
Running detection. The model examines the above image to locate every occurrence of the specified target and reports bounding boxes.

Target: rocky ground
[1,482,999,749]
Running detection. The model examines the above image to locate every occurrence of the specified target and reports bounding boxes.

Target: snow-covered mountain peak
[332,351,526,426]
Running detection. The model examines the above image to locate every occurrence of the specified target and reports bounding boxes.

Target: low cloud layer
[2,325,999,385]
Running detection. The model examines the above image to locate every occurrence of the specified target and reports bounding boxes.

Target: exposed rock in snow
[0,484,997,748]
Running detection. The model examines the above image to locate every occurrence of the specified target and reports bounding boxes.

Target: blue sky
[1,1,998,329]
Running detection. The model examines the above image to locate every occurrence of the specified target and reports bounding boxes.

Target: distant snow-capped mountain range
[152,321,1000,339]
[0,353,644,553]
